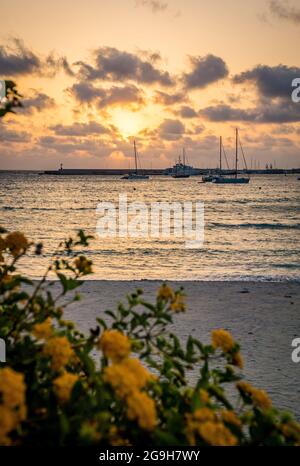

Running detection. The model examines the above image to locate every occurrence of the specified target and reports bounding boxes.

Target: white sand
[62,280,300,418]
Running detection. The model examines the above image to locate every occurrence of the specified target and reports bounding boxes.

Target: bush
[0,81,22,118]
[0,227,299,446]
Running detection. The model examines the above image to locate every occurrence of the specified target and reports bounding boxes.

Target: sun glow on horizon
[111,109,150,139]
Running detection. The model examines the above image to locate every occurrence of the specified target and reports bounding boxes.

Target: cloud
[153,90,186,105]
[158,118,185,140]
[69,82,145,110]
[183,54,229,89]
[179,106,198,118]
[233,64,300,99]
[75,47,174,86]
[97,85,145,109]
[0,39,40,76]
[38,135,106,155]
[21,91,56,114]
[135,0,168,14]
[0,38,74,77]
[268,0,300,24]
[44,53,75,77]
[67,82,102,103]
[0,123,31,143]
[50,121,111,137]
[200,101,300,123]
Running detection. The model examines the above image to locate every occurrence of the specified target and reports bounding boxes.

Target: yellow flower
[0,368,26,445]
[74,256,93,274]
[185,415,198,446]
[220,410,242,428]
[251,389,272,409]
[186,409,237,447]
[126,390,157,431]
[236,381,253,393]
[104,358,154,399]
[0,367,27,416]
[157,284,174,301]
[53,372,79,404]
[5,232,29,257]
[98,330,131,362]
[43,336,74,371]
[0,406,15,445]
[198,421,237,446]
[232,351,244,369]
[237,381,272,410]
[194,407,216,423]
[104,364,137,399]
[199,389,210,405]
[211,329,235,352]
[122,358,156,386]
[32,318,53,340]
[170,294,186,313]
[281,421,300,442]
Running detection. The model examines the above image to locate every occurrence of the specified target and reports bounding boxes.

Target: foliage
[0,228,299,446]
[0,81,22,118]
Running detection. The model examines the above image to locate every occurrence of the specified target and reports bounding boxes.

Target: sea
[0,172,299,281]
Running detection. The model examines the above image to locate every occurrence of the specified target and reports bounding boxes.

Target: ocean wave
[1,206,93,212]
[208,222,300,230]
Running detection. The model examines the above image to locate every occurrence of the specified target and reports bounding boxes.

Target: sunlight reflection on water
[1,173,299,280]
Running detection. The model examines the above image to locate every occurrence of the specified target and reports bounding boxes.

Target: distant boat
[121,140,149,180]
[202,137,225,183]
[165,148,198,177]
[213,129,250,184]
[202,173,216,182]
[172,148,190,178]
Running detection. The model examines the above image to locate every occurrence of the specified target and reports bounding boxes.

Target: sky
[0,0,300,169]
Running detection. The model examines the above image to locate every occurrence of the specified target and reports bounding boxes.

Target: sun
[111,109,147,138]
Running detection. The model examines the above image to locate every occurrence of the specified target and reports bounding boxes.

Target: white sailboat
[213,129,249,184]
[121,140,149,180]
[202,136,224,182]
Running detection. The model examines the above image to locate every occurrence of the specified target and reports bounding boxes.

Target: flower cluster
[43,336,74,372]
[212,329,235,352]
[157,284,186,313]
[53,372,79,404]
[99,330,131,362]
[33,318,53,340]
[237,381,272,410]
[211,329,243,368]
[0,368,27,445]
[186,408,238,446]
[74,256,93,275]
[1,231,29,259]
[104,357,155,398]
[100,330,157,431]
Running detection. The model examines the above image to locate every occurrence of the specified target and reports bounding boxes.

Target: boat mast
[219,136,222,172]
[183,147,186,174]
[235,128,238,178]
[134,139,138,174]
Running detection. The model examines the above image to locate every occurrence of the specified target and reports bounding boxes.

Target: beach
[62,280,300,419]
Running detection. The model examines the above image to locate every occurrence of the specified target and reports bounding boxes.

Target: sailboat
[202,137,224,182]
[172,148,190,178]
[121,140,149,180]
[213,129,249,184]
